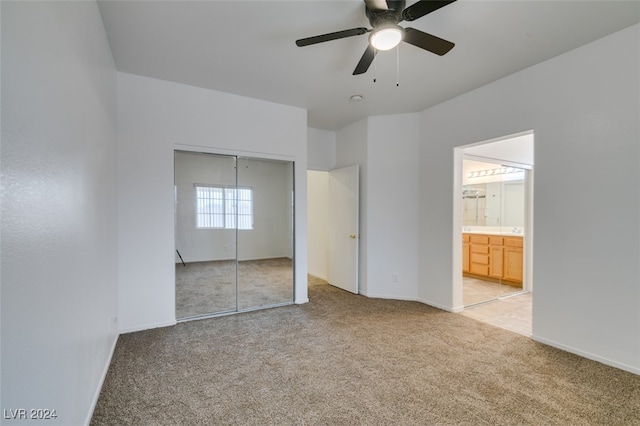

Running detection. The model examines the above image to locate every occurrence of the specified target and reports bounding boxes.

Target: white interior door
[328,165,359,294]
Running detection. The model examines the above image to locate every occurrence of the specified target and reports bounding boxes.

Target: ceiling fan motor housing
[366,0,406,27]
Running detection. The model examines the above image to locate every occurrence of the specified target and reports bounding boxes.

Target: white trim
[532,335,640,376]
[415,297,460,313]
[84,334,119,426]
[452,147,464,310]
[362,292,419,302]
[174,143,296,163]
[119,319,177,335]
[463,153,533,170]
[360,291,460,313]
[461,129,534,150]
[450,305,465,313]
[524,168,534,292]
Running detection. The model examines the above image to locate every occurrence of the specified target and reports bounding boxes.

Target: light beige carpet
[92,277,640,425]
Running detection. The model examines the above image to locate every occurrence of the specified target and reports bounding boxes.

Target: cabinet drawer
[471,245,489,254]
[470,264,489,276]
[489,236,503,245]
[471,253,489,264]
[470,235,489,244]
[504,237,523,247]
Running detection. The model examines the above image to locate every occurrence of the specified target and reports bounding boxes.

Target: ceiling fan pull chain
[373,48,377,83]
[396,44,400,87]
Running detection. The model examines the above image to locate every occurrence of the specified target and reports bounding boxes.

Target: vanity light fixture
[468,166,523,179]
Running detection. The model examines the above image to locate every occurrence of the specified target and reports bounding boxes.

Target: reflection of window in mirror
[195,184,254,230]
[462,184,486,226]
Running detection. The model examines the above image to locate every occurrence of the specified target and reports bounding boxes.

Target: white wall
[333,114,421,300]
[117,72,308,333]
[307,127,336,171]
[1,2,118,424]
[418,24,640,373]
[175,152,293,263]
[307,171,330,280]
[365,114,421,300]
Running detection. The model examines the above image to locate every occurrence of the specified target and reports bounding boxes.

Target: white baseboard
[119,319,177,334]
[532,335,640,375]
[84,333,119,426]
[414,297,457,313]
[308,273,329,281]
[450,305,465,313]
[363,292,418,302]
[360,292,457,313]
[295,297,309,304]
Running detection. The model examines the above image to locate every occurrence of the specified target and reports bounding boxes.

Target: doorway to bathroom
[462,158,527,304]
[453,132,534,335]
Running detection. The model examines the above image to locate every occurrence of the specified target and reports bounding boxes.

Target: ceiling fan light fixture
[369,26,403,51]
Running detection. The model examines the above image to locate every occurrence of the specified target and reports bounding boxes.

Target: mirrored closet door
[174,151,294,320]
[236,157,294,310]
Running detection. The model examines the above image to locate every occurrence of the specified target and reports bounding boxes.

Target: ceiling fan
[295,0,457,75]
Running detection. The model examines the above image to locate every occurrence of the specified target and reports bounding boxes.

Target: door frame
[452,132,534,312]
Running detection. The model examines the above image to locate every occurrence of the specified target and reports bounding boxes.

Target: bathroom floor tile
[461,278,532,336]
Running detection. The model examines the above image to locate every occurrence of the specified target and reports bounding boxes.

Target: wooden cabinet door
[489,245,503,279]
[503,245,523,283]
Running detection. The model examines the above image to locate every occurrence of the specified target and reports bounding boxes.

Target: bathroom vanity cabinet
[462,233,523,286]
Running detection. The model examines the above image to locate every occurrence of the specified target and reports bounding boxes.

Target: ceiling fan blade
[402,0,456,22]
[403,27,454,56]
[353,45,377,75]
[296,28,368,47]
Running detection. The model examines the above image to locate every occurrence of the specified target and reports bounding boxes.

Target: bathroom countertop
[462,228,524,237]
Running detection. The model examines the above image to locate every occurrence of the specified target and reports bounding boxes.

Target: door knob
[349,234,357,239]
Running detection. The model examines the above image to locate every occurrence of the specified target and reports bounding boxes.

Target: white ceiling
[97,0,640,131]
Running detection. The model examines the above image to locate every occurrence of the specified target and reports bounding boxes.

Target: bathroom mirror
[462,180,525,228]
